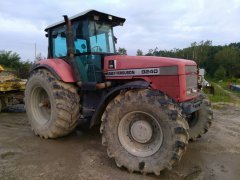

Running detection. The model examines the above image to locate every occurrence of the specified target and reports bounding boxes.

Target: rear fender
[90,80,150,127]
[31,59,75,82]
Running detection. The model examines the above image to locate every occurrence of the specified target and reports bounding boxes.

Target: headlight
[186,87,198,96]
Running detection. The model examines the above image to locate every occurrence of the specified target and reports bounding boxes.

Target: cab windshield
[51,20,115,58]
[88,21,115,53]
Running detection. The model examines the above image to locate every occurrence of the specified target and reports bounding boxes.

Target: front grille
[185,65,197,74]
[186,74,197,89]
[185,65,198,96]
[186,74,198,96]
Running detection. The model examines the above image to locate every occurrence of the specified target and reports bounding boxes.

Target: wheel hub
[31,86,51,125]
[118,111,163,157]
[130,120,153,143]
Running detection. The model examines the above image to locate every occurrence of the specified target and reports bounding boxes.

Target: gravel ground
[0,104,240,180]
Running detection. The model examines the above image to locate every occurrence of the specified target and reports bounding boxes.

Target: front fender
[90,80,150,127]
[32,59,75,82]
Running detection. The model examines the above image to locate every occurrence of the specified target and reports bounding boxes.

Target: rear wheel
[25,69,80,138]
[100,89,189,175]
[187,95,213,140]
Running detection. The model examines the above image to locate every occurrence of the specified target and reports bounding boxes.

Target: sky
[0,0,239,61]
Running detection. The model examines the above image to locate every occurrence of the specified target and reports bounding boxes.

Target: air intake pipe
[63,15,82,83]
[63,15,111,89]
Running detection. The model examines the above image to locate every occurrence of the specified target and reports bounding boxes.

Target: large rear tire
[100,89,189,175]
[25,69,80,138]
[187,94,213,140]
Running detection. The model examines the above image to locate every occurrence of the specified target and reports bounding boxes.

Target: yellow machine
[0,65,26,112]
[0,65,4,73]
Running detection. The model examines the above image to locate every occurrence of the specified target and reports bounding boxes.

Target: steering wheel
[91,46,102,52]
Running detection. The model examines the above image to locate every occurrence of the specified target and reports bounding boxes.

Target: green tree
[0,50,21,69]
[136,49,143,56]
[214,66,226,80]
[0,50,32,78]
[117,47,127,55]
[146,49,154,56]
[16,61,32,79]
[214,47,240,77]
[144,41,240,78]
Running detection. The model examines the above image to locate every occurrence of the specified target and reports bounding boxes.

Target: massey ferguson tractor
[25,10,213,175]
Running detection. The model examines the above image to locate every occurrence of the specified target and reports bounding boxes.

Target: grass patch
[204,78,240,103]
[204,83,234,103]
[216,79,240,97]
[217,80,229,90]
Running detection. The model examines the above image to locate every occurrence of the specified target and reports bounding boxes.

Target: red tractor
[25,10,213,175]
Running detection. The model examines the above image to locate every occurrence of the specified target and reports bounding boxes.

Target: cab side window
[73,21,88,53]
[52,26,67,58]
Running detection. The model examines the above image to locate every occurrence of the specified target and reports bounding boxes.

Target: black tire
[0,98,2,112]
[25,69,80,139]
[187,95,213,140]
[0,97,7,113]
[100,89,189,175]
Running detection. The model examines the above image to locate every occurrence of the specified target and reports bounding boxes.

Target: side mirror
[60,32,66,38]
[52,34,58,39]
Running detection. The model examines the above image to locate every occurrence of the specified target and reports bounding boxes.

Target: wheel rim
[118,111,163,157]
[31,86,51,125]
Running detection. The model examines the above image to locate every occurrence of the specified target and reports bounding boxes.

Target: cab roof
[45,9,126,31]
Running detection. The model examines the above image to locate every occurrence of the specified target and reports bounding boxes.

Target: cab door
[75,54,103,83]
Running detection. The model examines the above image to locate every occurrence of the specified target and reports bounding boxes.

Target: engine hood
[104,55,196,75]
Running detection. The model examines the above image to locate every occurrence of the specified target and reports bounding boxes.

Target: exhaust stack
[63,15,81,83]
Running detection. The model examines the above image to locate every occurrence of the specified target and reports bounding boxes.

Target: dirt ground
[0,104,240,180]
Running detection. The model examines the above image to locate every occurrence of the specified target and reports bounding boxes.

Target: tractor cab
[45,9,125,83]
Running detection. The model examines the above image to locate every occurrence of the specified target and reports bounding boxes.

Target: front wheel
[186,95,213,140]
[100,89,189,175]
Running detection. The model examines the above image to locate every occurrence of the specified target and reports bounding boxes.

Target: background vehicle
[25,10,213,175]
[0,65,26,112]
[198,68,214,94]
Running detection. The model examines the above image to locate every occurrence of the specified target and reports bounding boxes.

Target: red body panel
[104,55,195,72]
[38,59,75,82]
[104,55,197,102]
[37,56,197,102]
